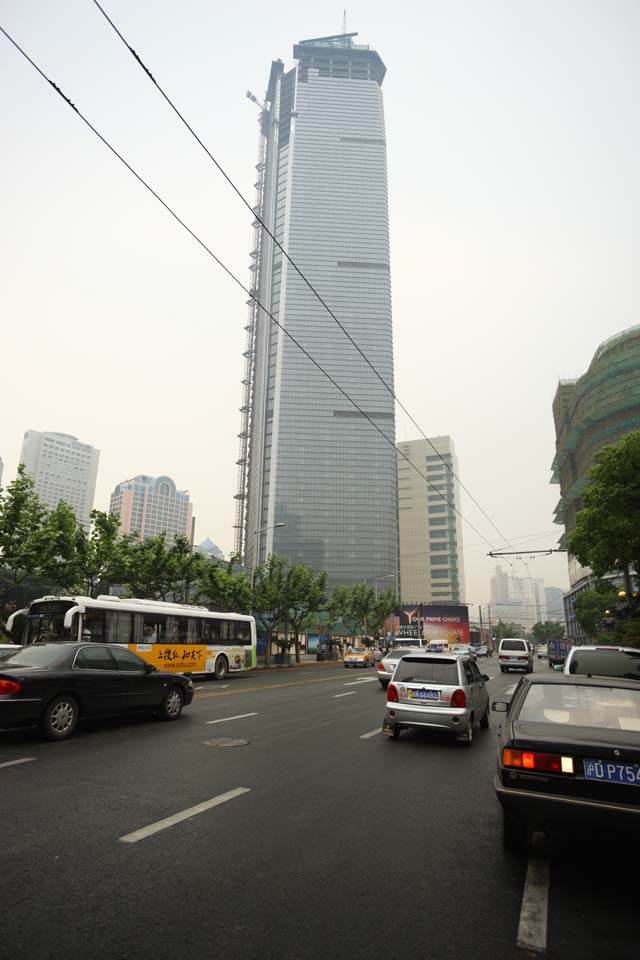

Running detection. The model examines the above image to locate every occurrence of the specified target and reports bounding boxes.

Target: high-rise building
[551,324,640,640]
[110,475,194,545]
[19,430,99,530]
[489,564,547,631]
[545,586,565,622]
[236,32,398,589]
[397,436,466,603]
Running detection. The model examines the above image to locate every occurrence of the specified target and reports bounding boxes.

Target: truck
[547,638,570,668]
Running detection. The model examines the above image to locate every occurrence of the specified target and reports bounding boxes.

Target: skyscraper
[236,33,398,589]
[20,430,99,530]
[110,475,194,544]
[397,436,466,603]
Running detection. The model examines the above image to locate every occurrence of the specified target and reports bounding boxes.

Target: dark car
[493,674,640,852]
[0,642,194,740]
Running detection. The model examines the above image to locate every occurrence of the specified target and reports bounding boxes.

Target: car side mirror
[481,674,490,682]
[145,663,157,673]
[492,701,508,712]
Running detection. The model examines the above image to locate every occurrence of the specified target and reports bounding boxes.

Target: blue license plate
[408,689,439,701]
[583,759,640,785]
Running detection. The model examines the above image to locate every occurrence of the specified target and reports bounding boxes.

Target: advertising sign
[397,604,470,645]
[130,644,246,673]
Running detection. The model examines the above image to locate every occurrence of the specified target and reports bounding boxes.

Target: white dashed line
[517,834,550,953]
[119,787,251,843]
[344,678,377,686]
[0,757,37,770]
[359,728,382,739]
[334,691,356,698]
[205,713,259,725]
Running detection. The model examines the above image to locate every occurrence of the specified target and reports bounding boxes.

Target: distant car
[537,645,548,659]
[377,648,423,689]
[498,638,533,673]
[383,653,491,745]
[452,644,476,658]
[493,674,640,852]
[344,647,375,669]
[0,642,194,740]
[474,645,490,658]
[563,645,640,681]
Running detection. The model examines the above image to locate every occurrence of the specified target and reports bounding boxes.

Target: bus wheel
[40,694,79,740]
[214,656,228,681]
[160,686,184,721]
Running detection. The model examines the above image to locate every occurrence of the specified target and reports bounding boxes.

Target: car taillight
[378,662,385,671]
[451,688,466,708]
[0,679,21,695]
[387,684,399,703]
[502,748,574,774]
[499,655,507,660]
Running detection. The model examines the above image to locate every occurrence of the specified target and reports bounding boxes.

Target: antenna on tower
[342,9,347,34]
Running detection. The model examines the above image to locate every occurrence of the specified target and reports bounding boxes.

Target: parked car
[493,674,640,852]
[537,645,548,659]
[377,648,422,689]
[0,642,194,740]
[564,645,640,681]
[0,643,19,662]
[498,637,533,673]
[344,646,375,668]
[383,653,491,745]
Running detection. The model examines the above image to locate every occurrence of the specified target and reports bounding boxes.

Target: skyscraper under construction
[235,32,398,589]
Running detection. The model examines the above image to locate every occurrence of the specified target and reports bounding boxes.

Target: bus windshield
[24,600,77,644]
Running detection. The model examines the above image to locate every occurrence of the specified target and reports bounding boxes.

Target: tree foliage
[0,465,50,603]
[532,621,565,642]
[195,556,251,613]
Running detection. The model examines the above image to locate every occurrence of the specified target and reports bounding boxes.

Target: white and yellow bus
[6,595,256,681]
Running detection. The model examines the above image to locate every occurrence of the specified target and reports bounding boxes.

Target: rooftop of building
[293,31,386,85]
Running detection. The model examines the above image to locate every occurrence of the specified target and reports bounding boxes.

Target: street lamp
[374,573,397,599]
[250,522,285,592]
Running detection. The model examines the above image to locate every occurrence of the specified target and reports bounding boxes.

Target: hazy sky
[2,1,638,614]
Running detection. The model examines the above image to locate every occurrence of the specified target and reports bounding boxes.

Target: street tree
[74,511,133,598]
[568,431,640,596]
[195,556,251,613]
[39,501,83,594]
[284,563,327,663]
[531,621,565,643]
[165,536,205,604]
[252,554,291,663]
[492,619,525,641]
[574,583,621,639]
[0,465,50,604]
[369,589,401,641]
[327,585,355,648]
[349,582,376,643]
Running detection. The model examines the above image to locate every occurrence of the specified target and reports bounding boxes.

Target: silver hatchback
[382,654,491,745]
[377,648,423,689]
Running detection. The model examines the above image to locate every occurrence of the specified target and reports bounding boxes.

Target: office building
[398,436,465,603]
[489,565,547,631]
[19,430,99,530]
[551,324,640,640]
[545,586,565,622]
[235,32,398,589]
[110,475,194,544]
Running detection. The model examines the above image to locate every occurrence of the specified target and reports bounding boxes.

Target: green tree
[349,582,376,643]
[0,465,50,604]
[327,585,355,648]
[284,563,327,663]
[531,621,565,642]
[491,619,526,641]
[39,501,83,594]
[195,556,251,613]
[126,533,175,600]
[574,583,620,639]
[74,511,133,598]
[252,554,291,663]
[164,536,205,604]
[369,589,401,640]
[568,432,640,596]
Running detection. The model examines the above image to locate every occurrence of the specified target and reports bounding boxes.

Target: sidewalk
[254,654,344,671]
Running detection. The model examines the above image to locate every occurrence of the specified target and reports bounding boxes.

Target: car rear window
[393,658,459,684]
[501,640,527,651]
[568,650,640,681]
[1,645,69,668]
[518,683,640,730]
[386,649,417,660]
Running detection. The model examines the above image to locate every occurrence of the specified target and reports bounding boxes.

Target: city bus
[5,595,256,680]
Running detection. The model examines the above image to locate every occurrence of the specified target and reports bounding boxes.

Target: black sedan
[493,674,640,852]
[0,642,194,740]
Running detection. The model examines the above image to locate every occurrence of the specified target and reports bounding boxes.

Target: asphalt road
[1,658,637,959]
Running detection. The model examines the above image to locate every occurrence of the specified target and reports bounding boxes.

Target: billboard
[397,604,470,645]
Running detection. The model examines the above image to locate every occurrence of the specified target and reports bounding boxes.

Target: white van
[498,637,533,673]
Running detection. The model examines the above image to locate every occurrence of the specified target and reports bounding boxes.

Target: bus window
[142,614,167,643]
[187,618,201,644]
[236,621,251,644]
[106,612,133,644]
[202,620,220,644]
[167,616,190,644]
[82,610,106,642]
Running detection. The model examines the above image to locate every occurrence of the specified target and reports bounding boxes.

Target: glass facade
[241,34,398,589]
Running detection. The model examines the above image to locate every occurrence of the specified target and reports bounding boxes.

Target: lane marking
[205,713,259,725]
[0,757,37,770]
[360,728,382,739]
[119,787,251,844]
[344,678,377,686]
[195,674,343,700]
[517,834,550,953]
[334,691,356,699]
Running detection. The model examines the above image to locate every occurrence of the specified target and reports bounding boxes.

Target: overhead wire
[0,23,502,554]
[88,0,521,553]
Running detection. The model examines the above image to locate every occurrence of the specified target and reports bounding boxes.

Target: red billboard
[396,604,470,645]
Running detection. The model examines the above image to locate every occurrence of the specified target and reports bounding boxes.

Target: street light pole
[250,521,285,594]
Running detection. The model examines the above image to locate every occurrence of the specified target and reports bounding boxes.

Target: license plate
[583,759,640,785]
[408,689,439,701]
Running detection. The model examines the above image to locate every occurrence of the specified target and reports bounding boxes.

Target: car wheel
[214,655,228,681]
[159,686,184,721]
[391,725,401,740]
[40,694,79,741]
[500,666,506,673]
[458,715,474,746]
[380,680,388,690]
[480,704,490,729]
[502,809,529,854]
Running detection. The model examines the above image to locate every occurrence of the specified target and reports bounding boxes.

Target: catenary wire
[88,0,521,553]
[0,23,502,552]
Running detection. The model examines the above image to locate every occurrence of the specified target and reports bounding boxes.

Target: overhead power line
[88,0,519,553]
[0,23,501,552]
